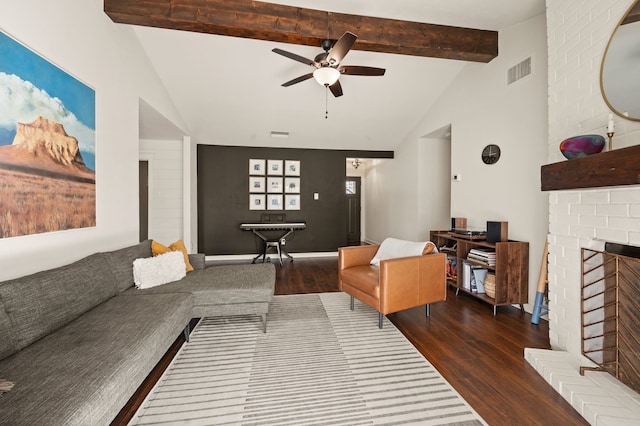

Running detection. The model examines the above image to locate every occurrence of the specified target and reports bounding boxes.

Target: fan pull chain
[325,86,329,119]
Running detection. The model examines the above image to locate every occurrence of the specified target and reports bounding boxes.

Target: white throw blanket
[370,237,436,266]
[133,251,186,289]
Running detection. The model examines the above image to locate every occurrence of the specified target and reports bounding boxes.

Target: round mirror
[601,0,640,121]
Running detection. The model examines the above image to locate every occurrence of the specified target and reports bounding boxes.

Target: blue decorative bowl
[559,135,605,159]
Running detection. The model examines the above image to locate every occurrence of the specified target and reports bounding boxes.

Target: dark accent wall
[197,145,392,255]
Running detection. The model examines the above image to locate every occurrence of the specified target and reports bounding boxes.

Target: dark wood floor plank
[388,287,587,425]
[113,256,587,426]
[275,257,340,295]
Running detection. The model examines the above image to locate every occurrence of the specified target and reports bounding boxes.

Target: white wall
[363,14,549,311]
[418,134,452,240]
[346,159,368,242]
[139,139,184,245]
[364,133,451,245]
[184,137,198,253]
[364,139,423,243]
[0,0,186,280]
[545,0,640,356]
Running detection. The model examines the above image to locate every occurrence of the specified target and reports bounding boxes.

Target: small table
[240,222,306,265]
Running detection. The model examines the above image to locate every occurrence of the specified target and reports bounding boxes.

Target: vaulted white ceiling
[135,0,545,151]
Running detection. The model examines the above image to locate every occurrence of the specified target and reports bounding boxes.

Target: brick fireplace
[526,1,640,424]
[526,176,640,423]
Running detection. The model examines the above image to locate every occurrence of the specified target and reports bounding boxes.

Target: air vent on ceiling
[507,57,531,85]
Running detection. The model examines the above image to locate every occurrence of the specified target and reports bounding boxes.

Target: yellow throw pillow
[151,239,194,272]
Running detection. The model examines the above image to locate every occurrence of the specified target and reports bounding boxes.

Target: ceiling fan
[272,32,386,98]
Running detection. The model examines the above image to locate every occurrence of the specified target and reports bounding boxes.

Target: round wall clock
[481,144,501,164]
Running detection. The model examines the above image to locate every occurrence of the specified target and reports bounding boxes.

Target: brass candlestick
[607,131,615,151]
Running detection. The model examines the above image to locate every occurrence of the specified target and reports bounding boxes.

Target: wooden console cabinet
[430,230,529,315]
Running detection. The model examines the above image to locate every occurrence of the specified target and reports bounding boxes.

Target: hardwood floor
[389,289,587,426]
[273,257,586,425]
[113,256,587,425]
[273,256,339,295]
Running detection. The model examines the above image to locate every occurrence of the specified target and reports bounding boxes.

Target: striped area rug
[130,293,486,425]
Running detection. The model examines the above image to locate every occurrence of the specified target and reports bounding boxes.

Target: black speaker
[486,221,508,243]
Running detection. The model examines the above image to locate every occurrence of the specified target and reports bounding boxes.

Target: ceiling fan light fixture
[313,67,340,86]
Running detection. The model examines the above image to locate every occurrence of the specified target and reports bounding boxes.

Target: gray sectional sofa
[0,240,275,425]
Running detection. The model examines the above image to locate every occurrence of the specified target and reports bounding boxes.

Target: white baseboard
[205,251,338,262]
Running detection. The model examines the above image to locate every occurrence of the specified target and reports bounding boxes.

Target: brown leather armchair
[338,244,447,328]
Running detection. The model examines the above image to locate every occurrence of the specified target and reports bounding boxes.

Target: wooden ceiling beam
[104,0,498,63]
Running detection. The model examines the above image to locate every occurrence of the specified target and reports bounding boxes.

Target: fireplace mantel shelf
[541,144,640,191]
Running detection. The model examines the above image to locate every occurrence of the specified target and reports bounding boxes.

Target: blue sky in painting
[0,31,95,170]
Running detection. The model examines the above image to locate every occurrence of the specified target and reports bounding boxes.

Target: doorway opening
[345,176,361,245]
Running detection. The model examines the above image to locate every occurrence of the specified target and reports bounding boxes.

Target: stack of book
[467,247,496,266]
[461,261,487,293]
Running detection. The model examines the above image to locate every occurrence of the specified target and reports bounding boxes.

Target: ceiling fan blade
[272,48,316,67]
[339,66,386,76]
[329,80,343,97]
[327,32,357,65]
[282,73,314,87]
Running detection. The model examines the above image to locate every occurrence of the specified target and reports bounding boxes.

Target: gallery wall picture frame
[267,159,283,175]
[249,194,265,210]
[284,177,300,193]
[249,159,265,175]
[285,194,300,210]
[267,177,283,193]
[285,160,300,176]
[249,176,265,193]
[267,194,283,210]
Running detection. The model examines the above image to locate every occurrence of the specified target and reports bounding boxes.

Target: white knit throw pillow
[133,251,186,289]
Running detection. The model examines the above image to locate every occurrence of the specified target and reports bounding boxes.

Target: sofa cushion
[0,306,17,361]
[188,253,206,270]
[0,292,192,425]
[103,240,153,292]
[0,252,117,356]
[340,265,380,298]
[122,263,275,306]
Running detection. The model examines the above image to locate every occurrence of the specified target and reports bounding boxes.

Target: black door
[346,177,361,245]
[139,160,149,242]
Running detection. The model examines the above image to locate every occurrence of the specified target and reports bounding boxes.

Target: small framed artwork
[249,159,265,175]
[285,160,300,176]
[249,176,265,193]
[249,194,265,210]
[284,177,300,193]
[267,194,283,210]
[285,194,300,210]
[267,177,283,193]
[267,159,283,175]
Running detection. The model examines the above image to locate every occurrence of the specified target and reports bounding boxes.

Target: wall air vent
[507,57,531,85]
[270,131,289,138]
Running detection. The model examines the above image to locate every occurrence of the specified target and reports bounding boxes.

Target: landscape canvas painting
[0,31,96,238]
